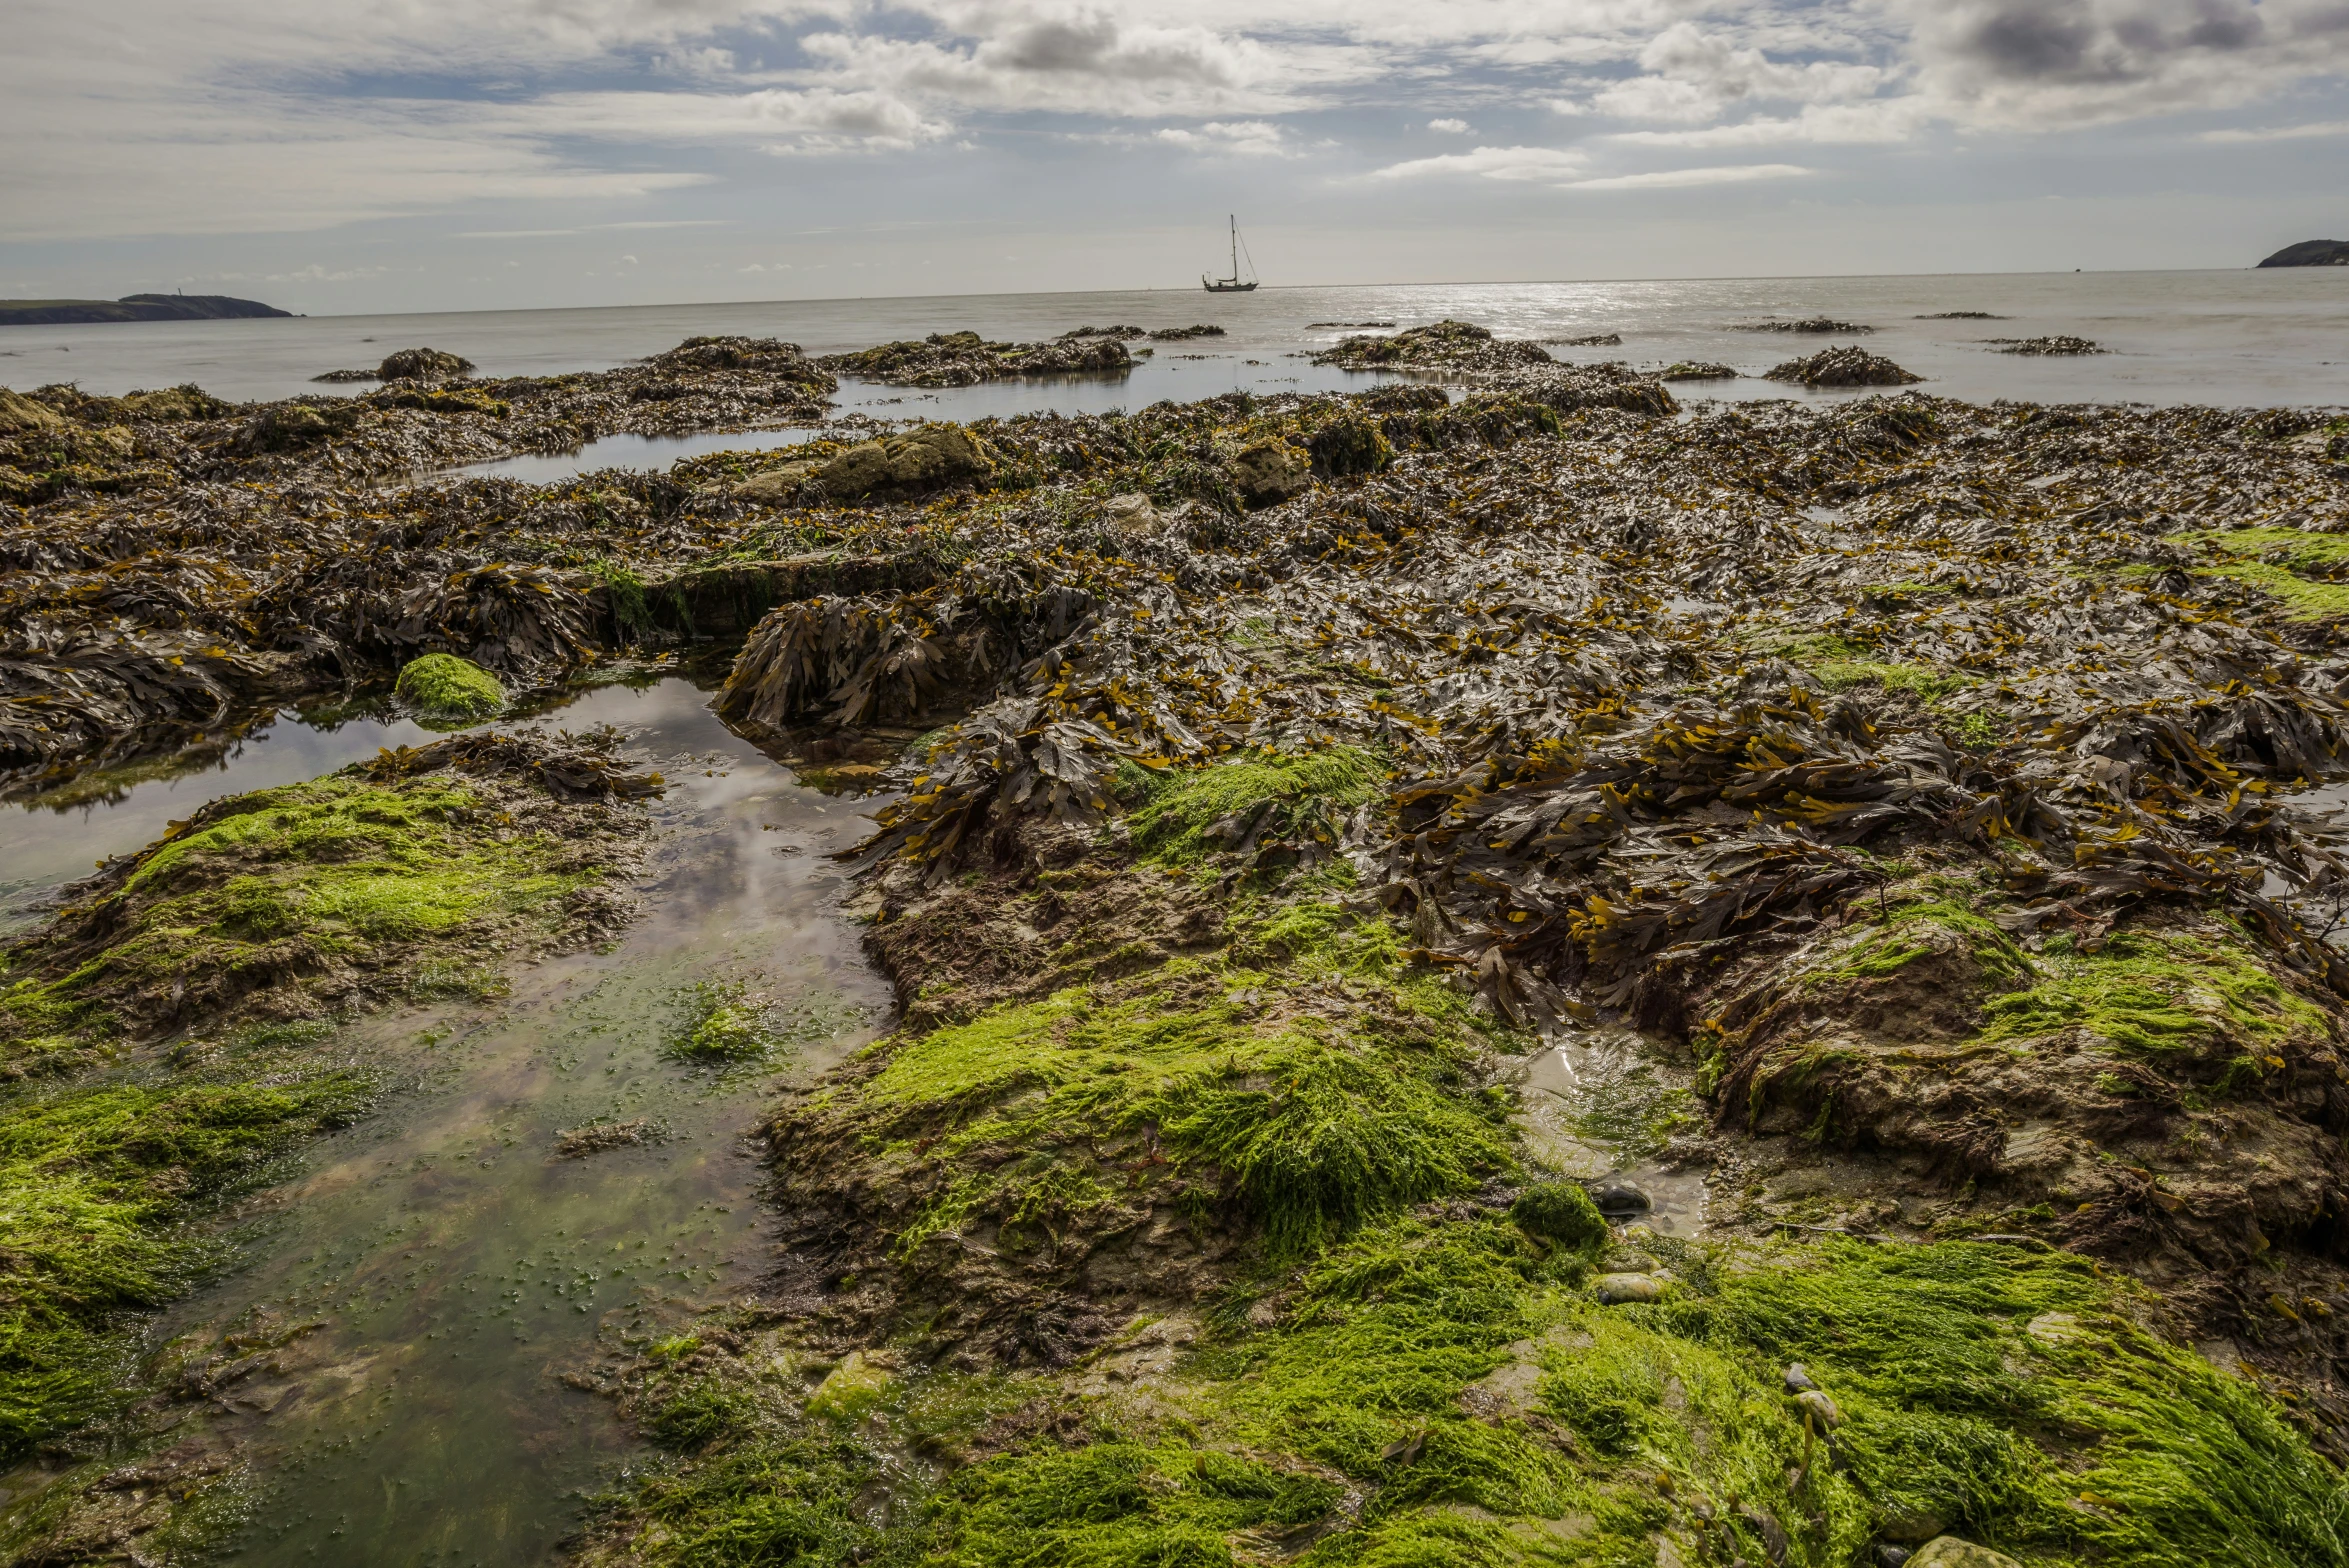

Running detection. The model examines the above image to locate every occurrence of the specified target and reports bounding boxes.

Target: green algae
[0,1073,365,1454]
[668,980,784,1064]
[1817,896,2033,987]
[3,772,606,1061]
[1128,748,1382,867]
[1975,928,2326,1063]
[393,653,506,721]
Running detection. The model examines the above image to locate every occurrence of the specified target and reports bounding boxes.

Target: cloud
[1156,119,1293,155]
[1901,0,2349,126]
[1428,116,1474,133]
[2200,119,2349,141]
[1606,100,1926,146]
[1370,144,1590,182]
[1564,161,1813,188]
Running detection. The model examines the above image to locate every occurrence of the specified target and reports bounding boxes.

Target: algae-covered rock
[0,388,68,434]
[378,347,474,383]
[1908,1539,2022,1568]
[1764,347,1923,387]
[803,1351,891,1421]
[1594,1272,1666,1304]
[818,422,993,500]
[394,653,505,721]
[733,461,821,503]
[1231,438,1312,507]
[1660,361,1739,381]
[1511,1181,1609,1253]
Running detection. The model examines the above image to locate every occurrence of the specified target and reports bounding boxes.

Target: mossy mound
[393,653,505,723]
[0,734,655,1071]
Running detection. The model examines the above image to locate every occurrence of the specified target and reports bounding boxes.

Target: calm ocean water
[3,271,2344,420]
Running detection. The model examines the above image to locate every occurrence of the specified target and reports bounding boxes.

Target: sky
[3,0,2347,312]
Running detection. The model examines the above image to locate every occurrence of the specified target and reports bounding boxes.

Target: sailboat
[1202,215,1259,293]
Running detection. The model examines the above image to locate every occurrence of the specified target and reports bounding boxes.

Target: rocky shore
[7,320,2349,1566]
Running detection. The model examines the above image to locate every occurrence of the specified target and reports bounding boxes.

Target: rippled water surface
[9,269,2344,410]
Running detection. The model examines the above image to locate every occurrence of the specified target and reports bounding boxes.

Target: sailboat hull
[1203,281,1258,293]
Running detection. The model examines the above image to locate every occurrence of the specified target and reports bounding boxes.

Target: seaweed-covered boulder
[1764,348,1923,388]
[1305,412,1393,478]
[394,654,505,723]
[821,423,994,501]
[734,462,821,503]
[1908,1540,2022,1568]
[1231,438,1312,507]
[1313,319,1551,373]
[1661,362,1738,382]
[378,347,474,383]
[0,389,67,435]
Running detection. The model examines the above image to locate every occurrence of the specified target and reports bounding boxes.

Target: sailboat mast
[1229,215,1238,282]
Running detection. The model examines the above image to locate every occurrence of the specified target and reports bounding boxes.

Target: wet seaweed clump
[1993,335,2105,355]
[393,652,505,722]
[1661,360,1739,381]
[1148,325,1225,340]
[313,346,475,384]
[1918,311,2007,319]
[1765,346,1925,386]
[1737,316,1873,333]
[1549,332,1623,347]
[818,331,1133,388]
[1311,318,1553,373]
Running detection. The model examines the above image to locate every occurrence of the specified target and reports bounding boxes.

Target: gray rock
[734,463,821,503]
[1783,1362,1819,1393]
[1589,1178,1651,1215]
[378,346,473,383]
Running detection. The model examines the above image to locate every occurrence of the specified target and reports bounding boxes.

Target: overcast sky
[3,0,2346,312]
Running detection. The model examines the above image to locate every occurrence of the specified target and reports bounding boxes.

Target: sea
[2,271,2343,464]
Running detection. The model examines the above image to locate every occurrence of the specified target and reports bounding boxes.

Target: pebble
[1594,1272,1665,1304]
[1783,1362,1819,1393]
[1589,1179,1652,1214]
[1793,1389,1843,1428]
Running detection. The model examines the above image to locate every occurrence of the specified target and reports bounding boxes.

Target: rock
[1992,336,2103,356]
[734,462,821,503]
[1100,493,1159,534]
[1589,1178,1651,1215]
[1908,1538,2023,1568]
[1660,362,1738,381]
[2258,239,2349,268]
[803,1350,892,1421]
[377,347,474,383]
[1511,1182,1609,1251]
[0,388,67,434]
[1783,1363,1819,1393]
[1593,1272,1664,1304]
[1793,1389,1842,1428]
[819,422,994,500]
[1231,439,1312,507]
[394,653,505,722]
[1880,1508,1950,1543]
[1764,347,1923,388]
[1877,1549,1913,1567]
[555,1119,659,1157]
[1741,1506,1791,1565]
[1738,317,1872,334]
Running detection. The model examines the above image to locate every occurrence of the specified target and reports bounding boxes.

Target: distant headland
[2258,240,2349,267]
[0,293,292,327]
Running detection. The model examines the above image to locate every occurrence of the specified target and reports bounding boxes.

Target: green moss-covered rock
[394,654,504,722]
[803,1352,892,1422]
[1511,1180,1609,1254]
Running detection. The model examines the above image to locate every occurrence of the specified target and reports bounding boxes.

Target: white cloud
[2200,119,2349,142]
[1370,144,1590,181]
[1428,116,1475,132]
[1156,119,1294,155]
[1606,100,1925,145]
[1565,160,1813,188]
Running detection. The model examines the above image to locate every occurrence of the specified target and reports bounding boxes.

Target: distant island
[2257,240,2349,268]
[0,293,291,326]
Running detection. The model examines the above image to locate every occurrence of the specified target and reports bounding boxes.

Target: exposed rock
[819,422,994,501]
[1594,1272,1665,1304]
[1764,347,1924,387]
[1992,336,2104,356]
[1312,319,1552,373]
[556,1119,660,1157]
[1549,333,1623,346]
[1661,361,1739,381]
[733,462,821,503]
[0,388,68,434]
[378,347,474,383]
[1231,438,1313,507]
[1737,317,1873,334]
[819,330,1131,388]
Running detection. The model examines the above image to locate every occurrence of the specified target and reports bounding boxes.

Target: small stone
[1908,1538,2024,1568]
[803,1350,892,1422]
[1876,1549,1912,1568]
[1590,1179,1652,1215]
[1783,1362,1819,1393]
[1793,1389,1843,1429]
[1594,1272,1665,1304]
